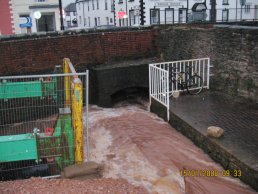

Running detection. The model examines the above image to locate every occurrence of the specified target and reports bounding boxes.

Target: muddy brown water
[86,101,257,194]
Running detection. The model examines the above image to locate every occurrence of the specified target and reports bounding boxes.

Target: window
[118,0,123,4]
[222,0,228,5]
[95,17,97,26]
[98,17,100,25]
[88,2,90,11]
[165,8,174,24]
[111,4,114,12]
[79,16,82,24]
[35,0,46,2]
[245,4,251,13]
[222,9,229,21]
[105,0,108,10]
[84,17,87,26]
[73,12,76,16]
[78,3,80,10]
[97,0,99,9]
[106,17,109,25]
[110,18,113,23]
[129,10,135,25]
[150,9,160,24]
[179,8,187,23]
[88,17,91,27]
[92,0,95,10]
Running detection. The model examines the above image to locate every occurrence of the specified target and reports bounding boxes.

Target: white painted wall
[76,0,114,28]
[11,0,61,34]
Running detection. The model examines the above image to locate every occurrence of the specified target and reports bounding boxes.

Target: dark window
[105,0,108,10]
[95,17,97,26]
[223,0,229,5]
[118,0,123,4]
[222,9,229,21]
[245,4,251,13]
[150,9,160,24]
[129,10,135,25]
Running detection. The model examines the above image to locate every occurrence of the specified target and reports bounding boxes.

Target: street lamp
[59,0,65,30]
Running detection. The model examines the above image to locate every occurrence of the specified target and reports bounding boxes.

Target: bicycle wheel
[186,75,203,95]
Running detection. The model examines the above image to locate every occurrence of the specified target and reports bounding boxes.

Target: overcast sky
[62,0,75,7]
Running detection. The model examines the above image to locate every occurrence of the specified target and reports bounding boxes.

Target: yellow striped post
[72,78,84,164]
[63,59,71,107]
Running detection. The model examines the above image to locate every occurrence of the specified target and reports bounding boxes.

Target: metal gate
[0,58,89,180]
[149,58,210,121]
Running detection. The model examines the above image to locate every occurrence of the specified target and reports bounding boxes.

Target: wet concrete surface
[168,91,258,191]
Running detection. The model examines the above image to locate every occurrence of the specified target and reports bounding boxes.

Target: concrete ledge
[168,111,258,191]
[150,100,258,191]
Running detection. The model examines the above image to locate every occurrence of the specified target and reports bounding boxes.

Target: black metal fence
[147,8,258,25]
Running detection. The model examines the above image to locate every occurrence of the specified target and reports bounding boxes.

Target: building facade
[76,0,258,27]
[1,0,62,35]
[64,3,77,28]
[76,0,115,27]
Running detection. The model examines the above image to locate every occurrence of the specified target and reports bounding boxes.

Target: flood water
[85,100,257,194]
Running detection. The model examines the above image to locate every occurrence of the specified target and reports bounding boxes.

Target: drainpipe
[59,0,65,30]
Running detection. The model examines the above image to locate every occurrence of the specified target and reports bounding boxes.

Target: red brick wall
[0,0,13,35]
[0,29,157,75]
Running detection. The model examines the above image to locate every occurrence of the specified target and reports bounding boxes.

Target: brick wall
[0,29,157,75]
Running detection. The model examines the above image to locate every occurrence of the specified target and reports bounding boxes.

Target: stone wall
[156,25,258,103]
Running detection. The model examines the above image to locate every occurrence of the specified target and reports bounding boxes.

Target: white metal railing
[149,64,170,121]
[149,58,210,121]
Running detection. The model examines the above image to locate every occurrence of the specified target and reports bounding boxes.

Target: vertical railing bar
[86,70,90,162]
[202,60,205,86]
[207,58,210,89]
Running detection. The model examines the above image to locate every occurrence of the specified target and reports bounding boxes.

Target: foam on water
[83,103,257,194]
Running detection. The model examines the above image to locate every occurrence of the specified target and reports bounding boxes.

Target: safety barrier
[0,58,89,180]
[149,58,210,121]
[149,64,170,121]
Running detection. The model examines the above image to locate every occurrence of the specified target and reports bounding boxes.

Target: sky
[62,0,75,7]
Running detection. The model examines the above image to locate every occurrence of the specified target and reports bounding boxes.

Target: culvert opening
[111,87,149,107]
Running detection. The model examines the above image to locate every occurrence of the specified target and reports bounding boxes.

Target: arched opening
[110,86,148,106]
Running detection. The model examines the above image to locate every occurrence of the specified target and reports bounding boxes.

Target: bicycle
[168,65,204,97]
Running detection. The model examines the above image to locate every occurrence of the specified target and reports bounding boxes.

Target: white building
[76,0,258,27]
[76,0,115,28]
[11,0,62,34]
[64,3,77,28]
[215,0,258,22]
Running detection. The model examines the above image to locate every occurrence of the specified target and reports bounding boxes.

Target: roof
[65,3,76,12]
[191,3,207,11]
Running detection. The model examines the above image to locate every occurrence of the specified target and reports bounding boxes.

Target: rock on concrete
[207,126,224,138]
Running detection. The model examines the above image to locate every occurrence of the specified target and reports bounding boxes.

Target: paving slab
[168,91,258,190]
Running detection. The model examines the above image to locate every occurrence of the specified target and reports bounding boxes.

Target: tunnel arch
[110,86,149,106]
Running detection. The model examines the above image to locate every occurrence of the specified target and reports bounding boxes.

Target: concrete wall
[89,62,149,107]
